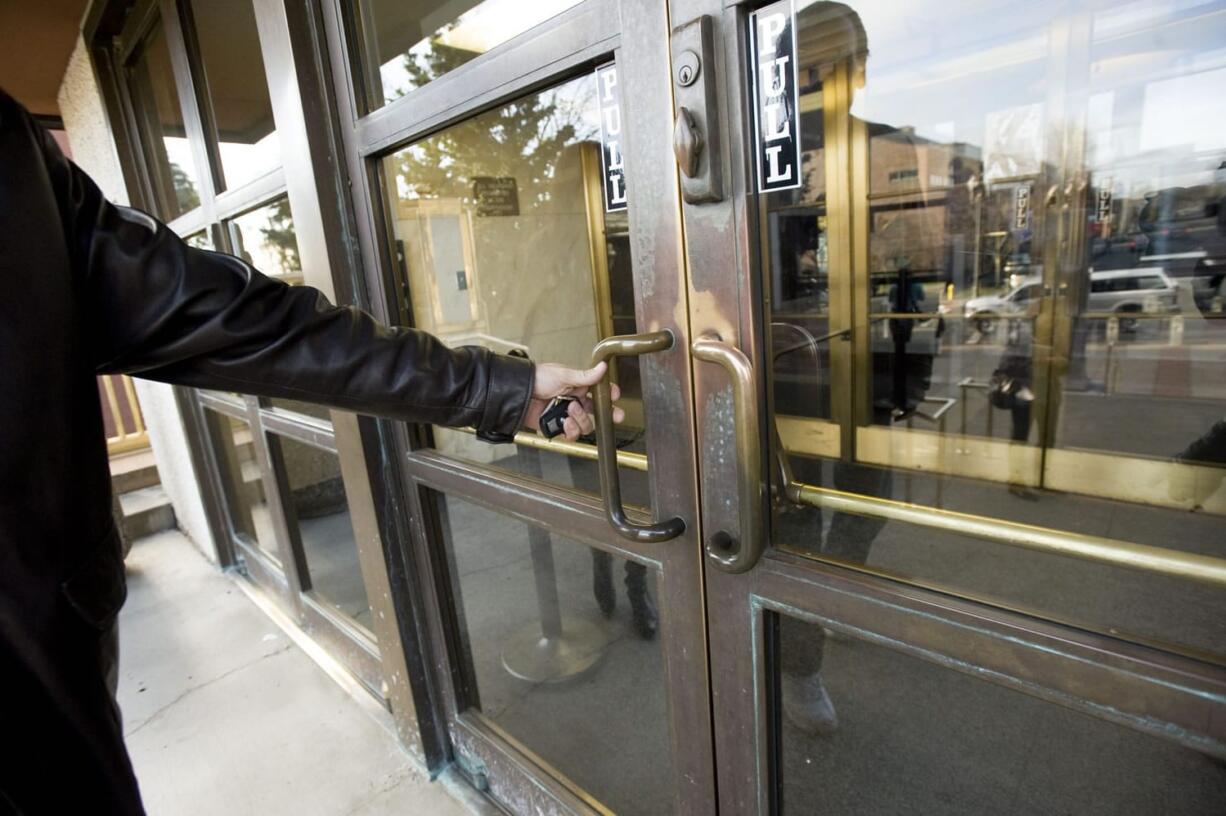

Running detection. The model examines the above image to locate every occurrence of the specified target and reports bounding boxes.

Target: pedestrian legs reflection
[591,550,658,639]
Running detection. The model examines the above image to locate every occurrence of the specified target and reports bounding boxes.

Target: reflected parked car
[964,268,1178,334]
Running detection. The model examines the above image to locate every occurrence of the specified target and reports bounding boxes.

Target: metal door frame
[318,0,716,811]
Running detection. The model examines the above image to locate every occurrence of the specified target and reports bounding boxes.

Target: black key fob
[540,396,577,439]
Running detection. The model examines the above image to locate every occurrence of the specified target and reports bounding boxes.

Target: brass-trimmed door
[682,0,1226,813]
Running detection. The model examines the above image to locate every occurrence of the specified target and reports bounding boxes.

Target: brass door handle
[590,330,686,543]
[692,334,764,573]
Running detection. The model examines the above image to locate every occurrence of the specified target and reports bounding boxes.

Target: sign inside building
[472,176,519,216]
[750,0,801,193]
[1013,183,1032,233]
[596,63,628,212]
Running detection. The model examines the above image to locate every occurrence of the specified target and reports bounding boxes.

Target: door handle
[691,334,763,573]
[590,330,686,543]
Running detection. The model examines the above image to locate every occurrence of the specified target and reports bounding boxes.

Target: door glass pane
[432,491,671,815]
[126,20,201,219]
[764,0,1226,659]
[775,612,1226,814]
[383,73,648,506]
[229,197,302,283]
[203,409,277,564]
[276,436,371,629]
[188,0,281,189]
[361,0,583,109]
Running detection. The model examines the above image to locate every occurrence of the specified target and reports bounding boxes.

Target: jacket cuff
[475,352,535,443]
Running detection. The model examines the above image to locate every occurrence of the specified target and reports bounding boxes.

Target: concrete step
[109,449,161,494]
[118,483,176,540]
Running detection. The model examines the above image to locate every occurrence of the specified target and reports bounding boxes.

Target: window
[186,0,282,189]
[125,18,201,219]
[356,0,584,110]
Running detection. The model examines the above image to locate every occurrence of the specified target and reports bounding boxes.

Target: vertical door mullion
[243,395,307,614]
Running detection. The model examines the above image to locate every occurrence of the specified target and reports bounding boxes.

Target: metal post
[500,447,611,683]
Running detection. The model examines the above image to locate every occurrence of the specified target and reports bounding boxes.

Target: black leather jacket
[0,89,531,810]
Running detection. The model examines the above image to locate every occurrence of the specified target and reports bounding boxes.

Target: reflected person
[771,2,937,737]
[0,89,624,816]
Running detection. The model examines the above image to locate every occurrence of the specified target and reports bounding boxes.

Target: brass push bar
[692,334,765,573]
[591,331,686,543]
[782,474,1226,589]
[447,426,649,472]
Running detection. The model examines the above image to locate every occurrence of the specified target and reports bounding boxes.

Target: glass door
[327,0,714,811]
[685,0,1226,813]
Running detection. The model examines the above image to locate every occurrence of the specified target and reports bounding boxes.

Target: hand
[521,361,625,442]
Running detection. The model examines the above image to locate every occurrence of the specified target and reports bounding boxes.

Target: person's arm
[28,104,595,441]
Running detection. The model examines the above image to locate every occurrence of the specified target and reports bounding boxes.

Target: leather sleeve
[31,109,534,440]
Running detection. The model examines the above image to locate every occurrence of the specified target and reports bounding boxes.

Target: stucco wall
[57,35,218,560]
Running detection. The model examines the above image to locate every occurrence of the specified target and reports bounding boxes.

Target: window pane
[188,0,281,189]
[776,613,1226,814]
[382,72,648,504]
[276,436,371,629]
[126,21,201,219]
[432,492,672,815]
[362,0,583,109]
[229,197,302,282]
[185,230,212,250]
[202,409,277,564]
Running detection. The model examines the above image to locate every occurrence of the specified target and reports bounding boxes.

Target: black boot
[592,549,615,618]
[624,562,658,640]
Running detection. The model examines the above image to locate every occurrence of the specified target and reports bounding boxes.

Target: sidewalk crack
[123,643,294,738]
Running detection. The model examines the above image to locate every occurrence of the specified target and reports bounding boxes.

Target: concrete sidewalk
[117,530,473,816]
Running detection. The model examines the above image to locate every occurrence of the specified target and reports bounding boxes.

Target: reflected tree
[259,197,301,273]
[391,31,593,210]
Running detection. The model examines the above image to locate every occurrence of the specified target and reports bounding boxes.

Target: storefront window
[359,0,583,109]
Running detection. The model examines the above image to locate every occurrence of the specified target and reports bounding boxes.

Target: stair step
[118,484,176,540]
[110,449,160,493]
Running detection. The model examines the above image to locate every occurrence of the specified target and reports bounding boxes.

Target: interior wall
[57,34,218,560]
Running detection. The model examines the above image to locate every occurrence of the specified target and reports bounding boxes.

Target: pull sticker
[750,0,801,193]
[596,63,628,212]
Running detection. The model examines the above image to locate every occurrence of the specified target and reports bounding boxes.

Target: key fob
[540,396,577,439]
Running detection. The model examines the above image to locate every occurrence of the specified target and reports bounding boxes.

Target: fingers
[567,397,596,437]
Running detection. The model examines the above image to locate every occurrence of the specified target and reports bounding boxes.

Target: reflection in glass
[229,197,302,283]
[185,231,213,250]
[188,0,281,189]
[363,0,583,108]
[203,409,277,564]
[126,20,201,219]
[383,73,647,500]
[432,492,671,815]
[776,612,1226,814]
[276,436,370,629]
[764,2,1226,658]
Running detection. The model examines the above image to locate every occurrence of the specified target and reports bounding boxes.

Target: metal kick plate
[671,15,723,203]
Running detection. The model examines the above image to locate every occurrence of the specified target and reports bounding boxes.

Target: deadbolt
[676,49,700,87]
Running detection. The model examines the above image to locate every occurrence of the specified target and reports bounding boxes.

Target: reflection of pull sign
[750,0,801,192]
[1097,187,1112,223]
[1014,184,1031,232]
[596,63,627,212]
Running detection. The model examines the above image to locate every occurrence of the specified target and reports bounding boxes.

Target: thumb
[565,361,608,388]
